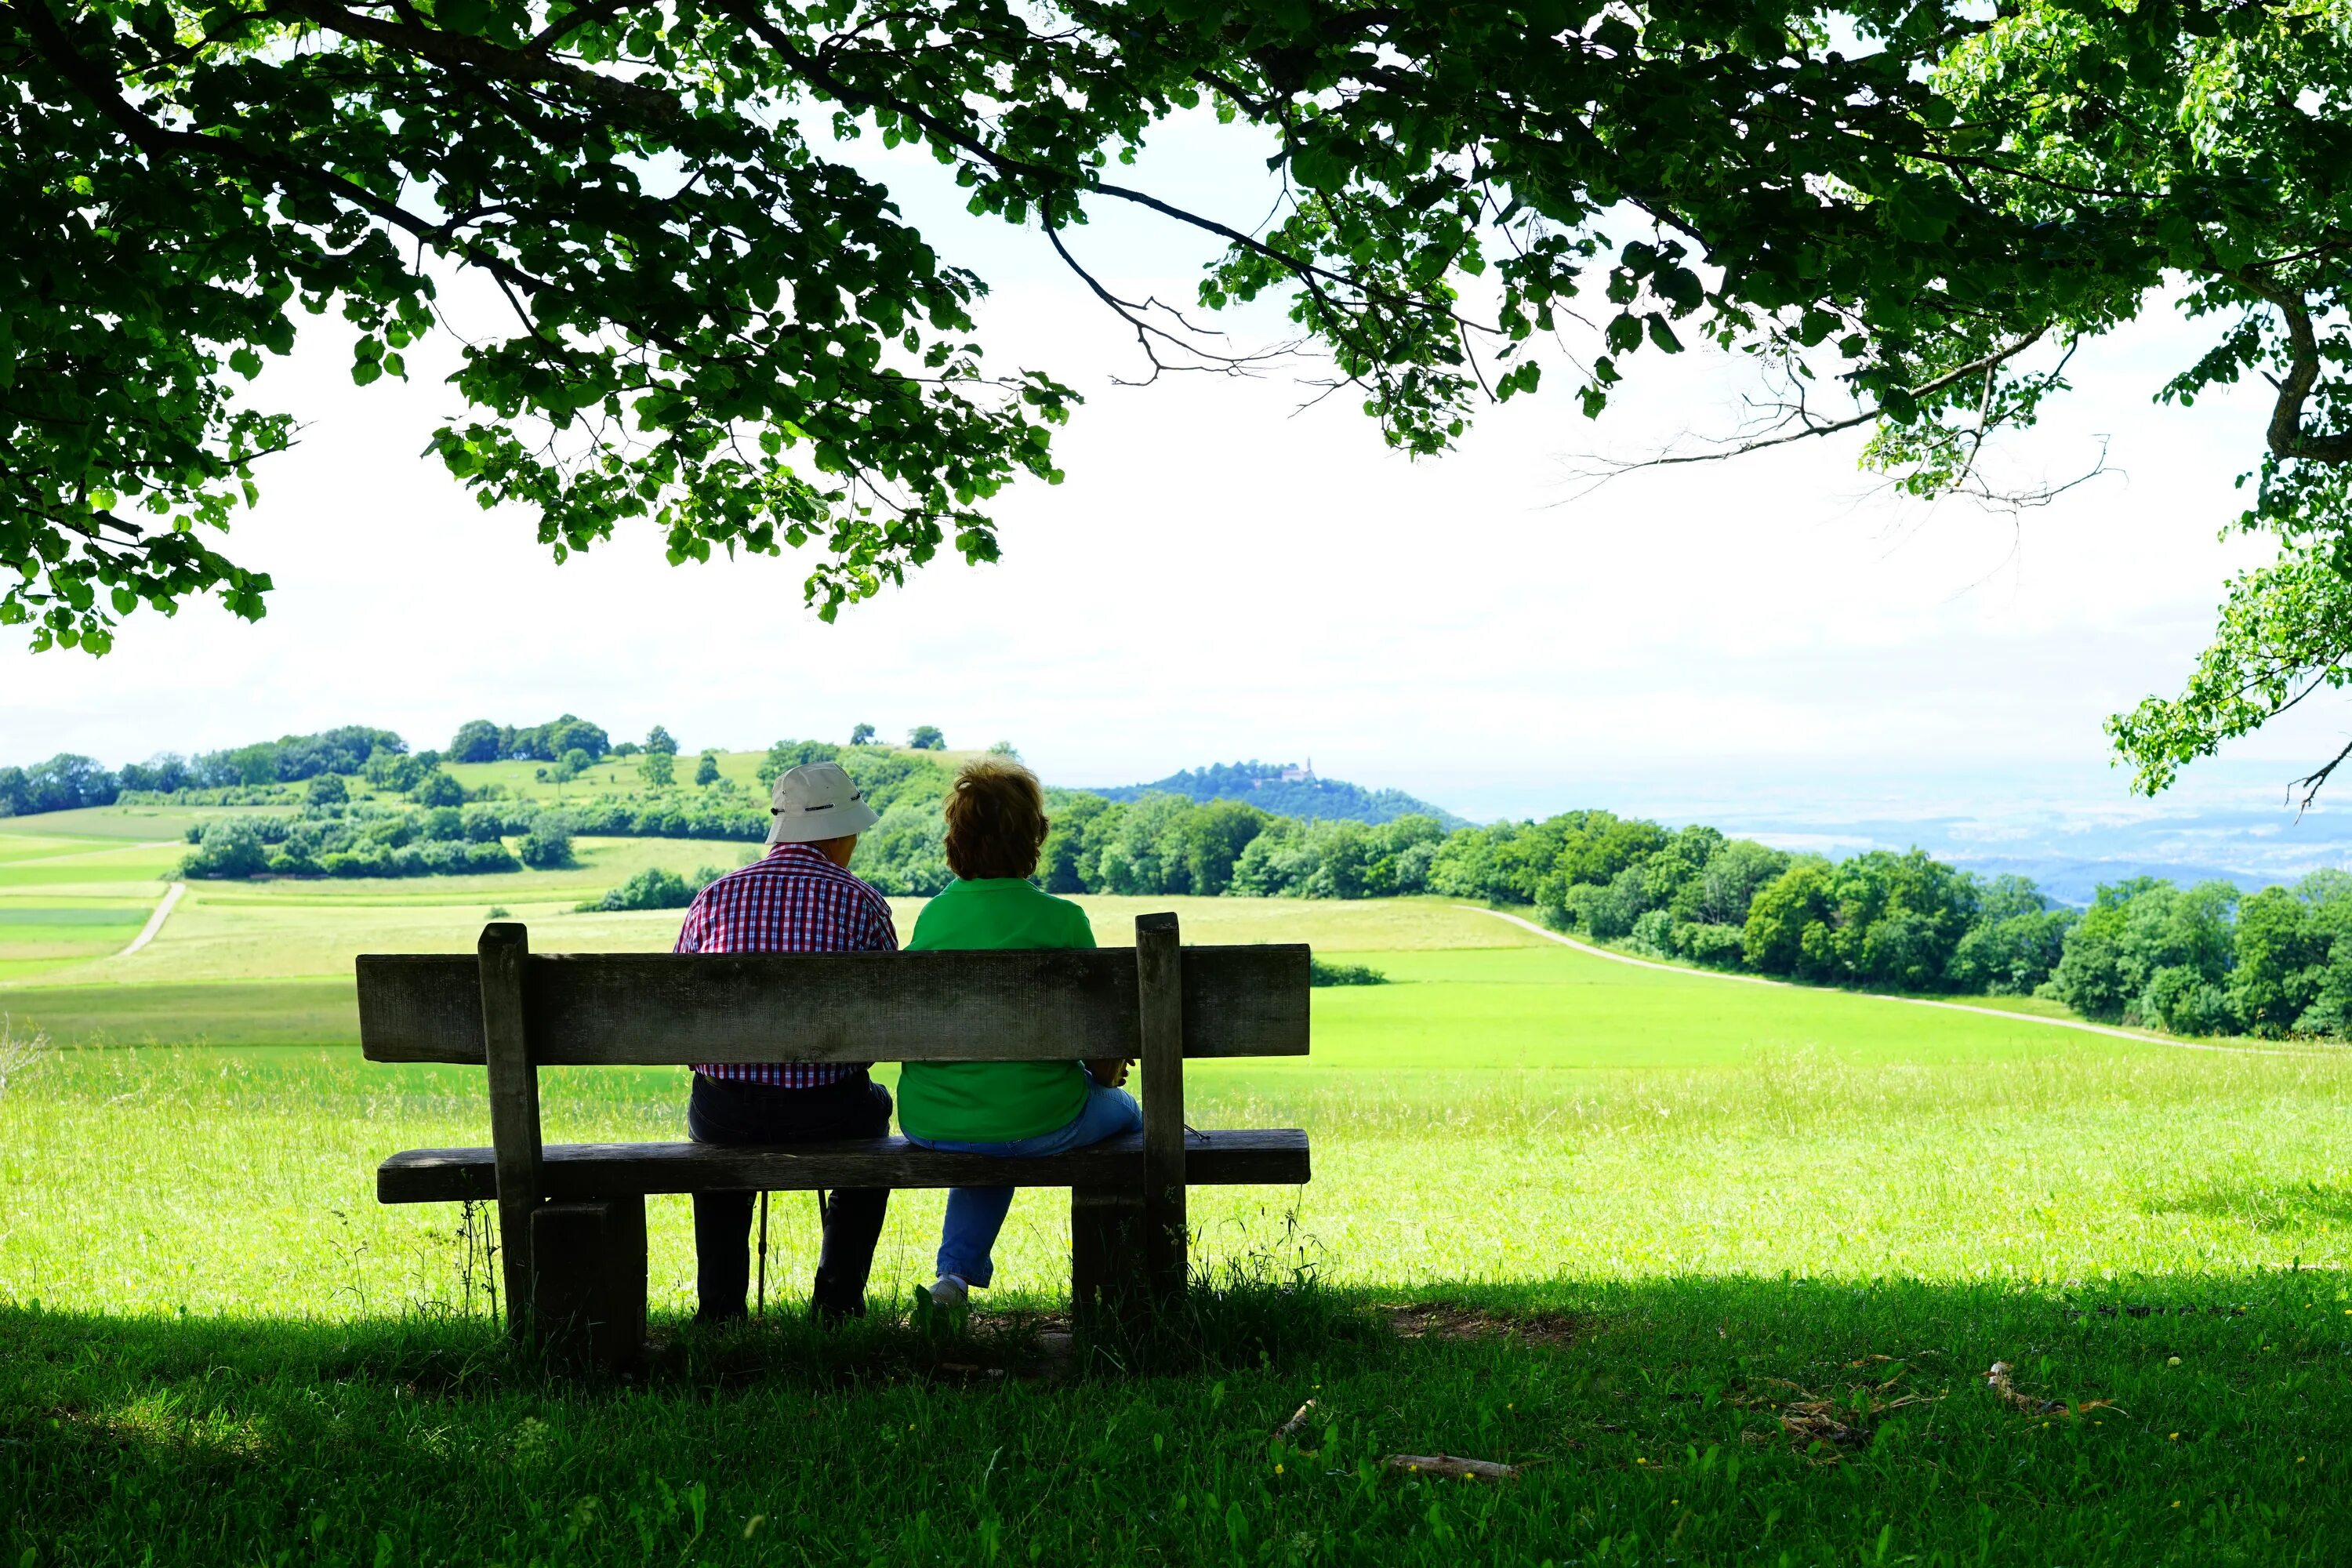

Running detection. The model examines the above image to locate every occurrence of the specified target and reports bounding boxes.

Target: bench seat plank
[379,1128,1310,1204]
[357,946,1309,1067]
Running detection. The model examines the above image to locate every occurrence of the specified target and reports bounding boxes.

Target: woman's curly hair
[942,756,1051,880]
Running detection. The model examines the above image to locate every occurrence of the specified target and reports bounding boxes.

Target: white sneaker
[927,1274,971,1309]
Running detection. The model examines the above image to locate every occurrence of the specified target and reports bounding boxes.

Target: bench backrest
[357,938,1309,1065]
[354,913,1308,1318]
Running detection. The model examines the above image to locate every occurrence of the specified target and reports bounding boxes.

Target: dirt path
[119,882,187,958]
[1461,905,2327,1057]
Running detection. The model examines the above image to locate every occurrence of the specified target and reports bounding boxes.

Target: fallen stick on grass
[1383,1454,1519,1482]
[1987,1362,2115,1417]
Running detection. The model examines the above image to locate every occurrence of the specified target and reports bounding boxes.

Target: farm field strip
[1463,905,2306,1056]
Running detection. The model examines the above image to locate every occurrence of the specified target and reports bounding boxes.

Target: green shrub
[575,866,719,913]
[1628,908,1676,957]
[180,818,268,878]
[411,771,464,808]
[1308,960,1388,987]
[1675,921,1748,968]
[517,813,573,869]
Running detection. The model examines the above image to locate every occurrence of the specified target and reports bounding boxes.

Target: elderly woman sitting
[897,757,1139,1307]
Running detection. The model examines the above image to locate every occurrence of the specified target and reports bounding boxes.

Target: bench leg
[1070,1185,1145,1325]
[530,1197,647,1374]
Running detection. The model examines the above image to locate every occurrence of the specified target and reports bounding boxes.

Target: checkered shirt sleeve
[677,844,899,1087]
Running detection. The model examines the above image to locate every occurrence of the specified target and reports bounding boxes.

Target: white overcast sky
[6,109,2343,829]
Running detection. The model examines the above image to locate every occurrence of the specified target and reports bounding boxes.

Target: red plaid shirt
[677,843,899,1086]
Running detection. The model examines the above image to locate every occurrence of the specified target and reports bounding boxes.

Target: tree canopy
[10,0,2352,792]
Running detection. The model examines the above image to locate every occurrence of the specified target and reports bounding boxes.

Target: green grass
[5,1036,2350,1565]
[0,980,361,1047]
[10,1271,2351,1568]
[5,834,2350,1563]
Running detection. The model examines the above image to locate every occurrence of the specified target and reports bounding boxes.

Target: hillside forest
[7,724,2347,1040]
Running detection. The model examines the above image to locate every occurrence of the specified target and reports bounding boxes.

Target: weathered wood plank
[478,924,542,1341]
[530,1198,646,1374]
[1070,1185,1145,1324]
[1137,913,1188,1301]
[378,1128,1311,1203]
[356,942,1309,1066]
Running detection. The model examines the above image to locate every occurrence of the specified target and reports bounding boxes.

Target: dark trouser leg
[688,1073,897,1324]
[811,1186,890,1319]
[692,1189,755,1321]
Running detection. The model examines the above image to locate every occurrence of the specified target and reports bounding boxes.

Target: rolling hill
[1085,760,1469,828]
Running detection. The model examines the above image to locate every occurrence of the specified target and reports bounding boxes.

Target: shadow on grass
[2140,1176,2352,1236]
[5,1271,2350,1566]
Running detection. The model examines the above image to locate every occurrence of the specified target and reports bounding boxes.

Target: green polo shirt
[895,877,1098,1142]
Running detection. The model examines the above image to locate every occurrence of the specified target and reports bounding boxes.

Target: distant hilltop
[1089,760,1469,829]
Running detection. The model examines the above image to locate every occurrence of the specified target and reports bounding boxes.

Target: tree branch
[2292,734,2352,815]
[1041,218,1298,385]
[1593,328,2052,473]
[11,0,556,304]
[710,0,1486,343]
[275,0,682,122]
[2238,278,2352,465]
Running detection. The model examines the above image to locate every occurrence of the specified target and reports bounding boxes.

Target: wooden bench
[356,913,1311,1367]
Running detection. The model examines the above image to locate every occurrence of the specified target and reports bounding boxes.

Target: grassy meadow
[5,806,2352,1563]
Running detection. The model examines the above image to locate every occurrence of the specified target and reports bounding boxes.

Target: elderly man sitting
[673,760,894,1323]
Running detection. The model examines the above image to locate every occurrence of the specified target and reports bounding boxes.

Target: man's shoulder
[699,850,887,907]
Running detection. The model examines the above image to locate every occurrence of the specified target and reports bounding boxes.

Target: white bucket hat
[766,760,882,845]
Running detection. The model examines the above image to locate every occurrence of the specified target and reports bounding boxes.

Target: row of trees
[2039,874,2352,1040]
[2,728,410,813]
[447,716,612,765]
[0,753,121,816]
[845,792,2085,999]
[9,721,966,818]
[168,743,968,881]
[178,812,532,880]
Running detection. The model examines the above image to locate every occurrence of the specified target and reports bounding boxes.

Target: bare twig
[1582,328,2053,481]
[0,1014,57,1099]
[1041,221,1301,386]
[1985,1361,2118,1417]
[2291,736,2352,816]
[1383,1454,1520,1482]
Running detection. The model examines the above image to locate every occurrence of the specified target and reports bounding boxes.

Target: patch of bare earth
[1384,1303,1585,1348]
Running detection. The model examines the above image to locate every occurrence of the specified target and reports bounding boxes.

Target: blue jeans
[906,1080,1143,1287]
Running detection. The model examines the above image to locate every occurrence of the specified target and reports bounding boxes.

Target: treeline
[934,798,2075,997]
[446,715,613,764]
[2039,873,2352,1039]
[4,726,413,813]
[180,808,554,879]
[2,717,633,817]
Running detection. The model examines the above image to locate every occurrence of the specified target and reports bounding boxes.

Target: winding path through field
[1461,905,2324,1057]
[119,882,187,959]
